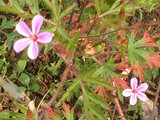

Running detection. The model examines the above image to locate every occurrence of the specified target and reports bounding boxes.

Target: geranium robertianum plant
[0,0,160,120]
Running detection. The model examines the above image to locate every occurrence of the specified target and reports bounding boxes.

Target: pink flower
[13,15,53,59]
[122,78,148,105]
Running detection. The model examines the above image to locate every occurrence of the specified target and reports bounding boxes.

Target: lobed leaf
[87,91,108,109]
[56,79,80,107]
[84,77,113,89]
[57,25,70,40]
[59,2,77,20]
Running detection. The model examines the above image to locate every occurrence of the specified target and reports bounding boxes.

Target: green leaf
[156,40,160,51]
[57,25,70,40]
[0,5,29,15]
[13,101,27,113]
[1,17,7,30]
[31,83,40,92]
[0,0,5,6]
[84,77,113,89]
[87,92,108,109]
[5,32,19,50]
[59,2,77,20]
[83,95,96,119]
[9,0,25,13]
[0,111,9,119]
[56,79,80,107]
[67,32,79,51]
[17,60,27,74]
[90,105,105,120]
[17,0,25,7]
[5,19,16,29]
[92,66,105,77]
[17,86,26,93]
[26,0,39,14]
[118,90,123,102]
[0,59,4,68]
[19,73,30,86]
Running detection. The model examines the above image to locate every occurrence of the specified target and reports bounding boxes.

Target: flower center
[132,89,138,93]
[30,34,38,41]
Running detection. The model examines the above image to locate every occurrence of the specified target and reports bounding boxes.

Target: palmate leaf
[83,77,113,89]
[128,31,160,81]
[86,91,108,109]
[83,89,106,119]
[1,17,17,30]
[90,105,106,120]
[62,102,74,120]
[128,33,148,65]
[56,79,80,107]
[93,57,118,78]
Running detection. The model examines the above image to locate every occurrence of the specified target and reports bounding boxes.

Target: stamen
[132,89,137,93]
[30,34,38,41]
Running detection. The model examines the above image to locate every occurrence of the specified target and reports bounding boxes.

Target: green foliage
[0,0,5,6]
[136,0,159,10]
[57,25,70,40]
[126,102,143,120]
[93,57,118,78]
[81,83,107,120]
[0,17,18,49]
[59,2,77,20]
[0,0,159,119]
[128,34,147,65]
[56,79,80,107]
[17,60,27,75]
[83,77,113,89]
[26,0,39,14]
[19,73,30,86]
[67,32,79,51]
[0,102,27,120]
[44,59,63,76]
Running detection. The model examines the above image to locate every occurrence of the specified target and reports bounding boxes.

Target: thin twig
[37,66,70,119]
[151,74,160,120]
[79,28,122,38]
[79,20,160,38]
[78,3,85,22]
[87,16,98,35]
[46,66,70,107]
[44,18,58,26]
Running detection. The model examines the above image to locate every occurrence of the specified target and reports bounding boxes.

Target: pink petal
[136,92,147,102]
[27,41,39,59]
[122,89,133,97]
[130,94,137,105]
[13,38,31,52]
[16,22,32,37]
[131,78,138,90]
[137,83,148,91]
[37,32,53,43]
[32,15,43,34]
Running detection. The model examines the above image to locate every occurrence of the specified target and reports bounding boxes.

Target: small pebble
[153,18,156,21]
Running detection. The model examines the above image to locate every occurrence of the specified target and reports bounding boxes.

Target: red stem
[151,74,160,120]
